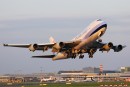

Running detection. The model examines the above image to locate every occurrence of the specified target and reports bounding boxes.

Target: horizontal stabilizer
[32,55,55,58]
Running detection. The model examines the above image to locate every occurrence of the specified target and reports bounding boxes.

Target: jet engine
[113,45,123,52]
[59,42,65,48]
[99,42,113,52]
[52,42,65,52]
[29,44,38,52]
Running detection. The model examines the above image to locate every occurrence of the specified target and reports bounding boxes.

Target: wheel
[82,55,84,58]
[71,54,76,59]
[79,55,81,59]
[89,55,93,58]
[79,54,84,59]
[74,54,76,58]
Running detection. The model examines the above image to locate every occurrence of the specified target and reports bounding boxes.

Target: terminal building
[82,67,100,73]
[121,67,130,73]
[57,67,122,82]
[0,66,130,83]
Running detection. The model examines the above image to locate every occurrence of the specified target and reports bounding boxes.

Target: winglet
[49,36,56,43]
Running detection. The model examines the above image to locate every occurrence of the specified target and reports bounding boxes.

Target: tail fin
[49,36,56,43]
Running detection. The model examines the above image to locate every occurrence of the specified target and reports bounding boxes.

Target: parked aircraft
[40,76,56,82]
[3,19,126,61]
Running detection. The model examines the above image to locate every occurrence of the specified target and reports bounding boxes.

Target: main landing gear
[79,54,84,59]
[89,54,93,58]
[68,49,85,59]
[71,54,84,59]
[66,52,77,59]
[88,48,97,58]
[68,53,84,59]
[71,53,76,59]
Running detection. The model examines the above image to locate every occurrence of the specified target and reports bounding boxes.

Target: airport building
[57,66,122,82]
[121,67,130,73]
[0,76,24,83]
[82,67,100,73]
[0,66,130,83]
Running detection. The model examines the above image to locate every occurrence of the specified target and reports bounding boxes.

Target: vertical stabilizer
[49,36,56,43]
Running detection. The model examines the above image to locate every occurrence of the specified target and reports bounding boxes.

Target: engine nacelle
[52,42,65,52]
[99,42,113,52]
[108,42,113,48]
[113,45,123,52]
[29,44,38,52]
[59,42,65,48]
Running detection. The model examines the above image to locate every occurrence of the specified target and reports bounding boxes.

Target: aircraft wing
[91,41,126,52]
[85,41,126,58]
[3,43,55,51]
[3,44,30,48]
[32,55,55,58]
[3,40,81,52]
[66,40,81,47]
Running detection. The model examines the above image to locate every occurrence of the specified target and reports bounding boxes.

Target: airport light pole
[40,67,43,79]
[99,64,103,82]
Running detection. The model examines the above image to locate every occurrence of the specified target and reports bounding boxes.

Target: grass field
[1,82,130,87]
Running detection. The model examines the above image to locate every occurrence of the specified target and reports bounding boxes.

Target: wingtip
[32,56,36,58]
[3,44,8,46]
[124,45,126,48]
[32,56,38,58]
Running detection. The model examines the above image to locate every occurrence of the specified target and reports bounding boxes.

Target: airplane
[40,76,56,82]
[3,19,126,61]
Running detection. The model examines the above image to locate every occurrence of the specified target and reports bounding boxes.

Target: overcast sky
[0,0,130,74]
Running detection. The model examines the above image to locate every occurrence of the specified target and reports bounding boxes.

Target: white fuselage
[73,19,107,41]
[52,19,107,60]
[74,19,107,49]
